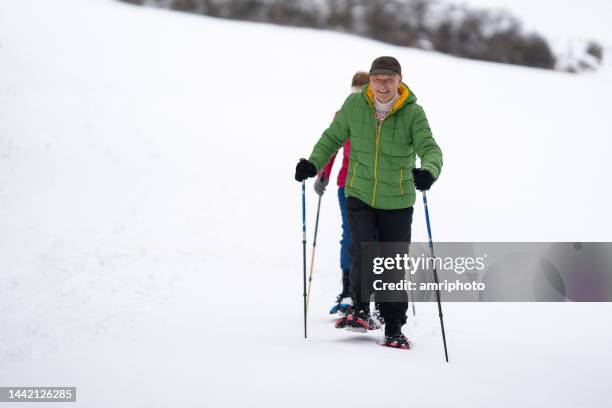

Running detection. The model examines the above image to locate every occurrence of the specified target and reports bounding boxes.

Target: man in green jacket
[295,56,443,349]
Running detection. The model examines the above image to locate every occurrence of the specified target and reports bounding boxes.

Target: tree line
[120,0,604,71]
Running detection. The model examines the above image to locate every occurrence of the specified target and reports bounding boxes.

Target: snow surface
[0,0,611,407]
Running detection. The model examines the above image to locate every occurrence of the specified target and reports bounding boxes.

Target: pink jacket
[320,139,350,188]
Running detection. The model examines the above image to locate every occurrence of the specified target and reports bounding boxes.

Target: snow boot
[329,293,353,316]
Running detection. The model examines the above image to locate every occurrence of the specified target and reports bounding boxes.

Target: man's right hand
[295,159,317,182]
[313,173,329,196]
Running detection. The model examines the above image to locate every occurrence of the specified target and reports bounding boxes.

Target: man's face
[370,74,401,103]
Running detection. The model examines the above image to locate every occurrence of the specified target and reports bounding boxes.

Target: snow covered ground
[0,0,611,406]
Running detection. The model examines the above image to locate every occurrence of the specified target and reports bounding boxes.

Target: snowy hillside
[0,0,611,407]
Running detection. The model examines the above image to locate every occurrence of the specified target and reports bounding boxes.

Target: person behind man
[314,71,370,316]
[295,56,443,349]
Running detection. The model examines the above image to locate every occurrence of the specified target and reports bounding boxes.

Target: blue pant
[338,188,351,275]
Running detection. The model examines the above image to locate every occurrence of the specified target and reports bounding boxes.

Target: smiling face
[370,74,401,103]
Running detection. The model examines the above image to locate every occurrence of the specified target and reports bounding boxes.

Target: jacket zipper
[400,168,404,195]
[371,125,380,206]
[367,99,401,207]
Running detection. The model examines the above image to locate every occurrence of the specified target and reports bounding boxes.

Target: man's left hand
[412,168,435,191]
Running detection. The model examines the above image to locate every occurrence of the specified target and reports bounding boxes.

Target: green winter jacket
[308,83,443,210]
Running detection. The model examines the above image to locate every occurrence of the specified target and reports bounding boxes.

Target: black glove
[412,168,435,191]
[313,173,329,196]
[295,158,317,182]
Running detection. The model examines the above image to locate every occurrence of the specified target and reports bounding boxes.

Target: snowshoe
[335,308,381,333]
[382,333,411,350]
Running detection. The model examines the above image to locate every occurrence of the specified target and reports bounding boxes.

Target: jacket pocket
[349,160,358,188]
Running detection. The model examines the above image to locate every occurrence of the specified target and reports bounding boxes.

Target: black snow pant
[346,196,413,327]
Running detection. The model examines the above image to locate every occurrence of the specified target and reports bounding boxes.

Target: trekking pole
[421,191,449,362]
[408,269,416,316]
[301,180,308,338]
[306,195,322,312]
